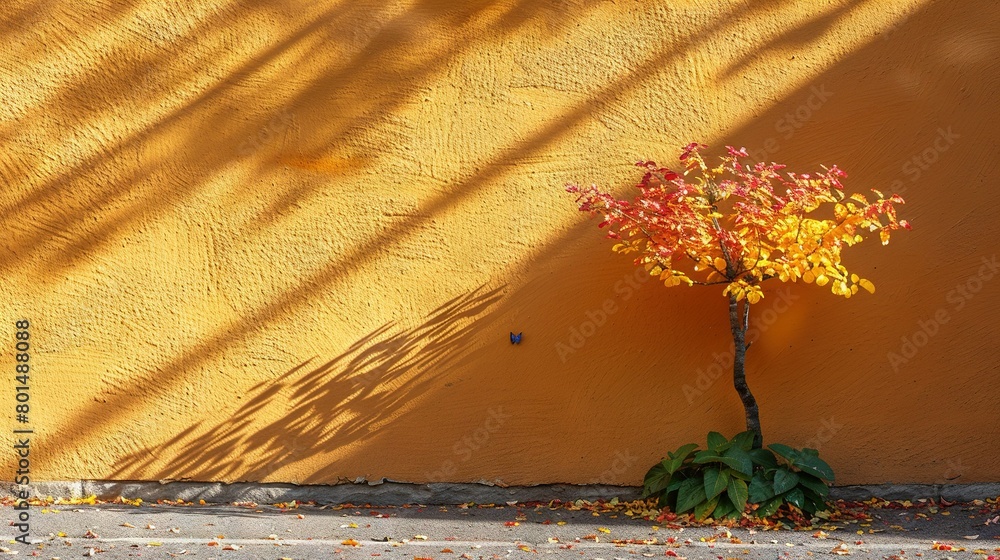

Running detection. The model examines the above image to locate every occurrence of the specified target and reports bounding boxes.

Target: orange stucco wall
[1,0,998,487]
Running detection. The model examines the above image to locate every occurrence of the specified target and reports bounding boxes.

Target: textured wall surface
[1,0,998,486]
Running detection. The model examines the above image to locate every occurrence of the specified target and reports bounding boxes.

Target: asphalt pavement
[4,498,999,560]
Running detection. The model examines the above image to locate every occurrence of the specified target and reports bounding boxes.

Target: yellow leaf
[815,275,829,287]
[834,203,847,220]
[598,527,611,534]
[879,229,890,245]
[341,539,360,546]
[858,279,875,294]
[802,270,815,284]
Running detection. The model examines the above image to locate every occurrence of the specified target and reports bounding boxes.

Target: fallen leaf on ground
[832,543,851,555]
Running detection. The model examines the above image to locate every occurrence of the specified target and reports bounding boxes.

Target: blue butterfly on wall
[510,331,523,345]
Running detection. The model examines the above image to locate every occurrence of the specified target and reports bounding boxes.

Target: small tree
[568,144,909,449]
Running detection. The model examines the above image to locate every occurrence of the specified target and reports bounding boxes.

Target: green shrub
[747,443,834,517]
[641,431,834,521]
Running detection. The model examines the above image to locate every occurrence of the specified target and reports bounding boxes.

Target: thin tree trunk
[729,294,763,449]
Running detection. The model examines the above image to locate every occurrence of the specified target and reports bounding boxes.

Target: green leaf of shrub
[726,467,751,481]
[694,495,720,521]
[784,488,806,510]
[794,454,835,482]
[722,446,754,476]
[797,473,830,497]
[642,462,672,497]
[768,443,797,464]
[713,498,735,520]
[675,477,707,513]
[755,496,783,518]
[727,477,748,512]
[692,449,722,464]
[666,443,700,473]
[706,432,728,451]
[803,492,828,515]
[748,448,778,469]
[730,431,755,451]
[772,469,800,495]
[748,472,774,503]
[703,467,729,500]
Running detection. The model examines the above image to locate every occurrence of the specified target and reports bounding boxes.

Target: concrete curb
[4,480,999,505]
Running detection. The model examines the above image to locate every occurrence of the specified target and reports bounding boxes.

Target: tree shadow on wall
[0,0,607,476]
[111,283,506,482]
